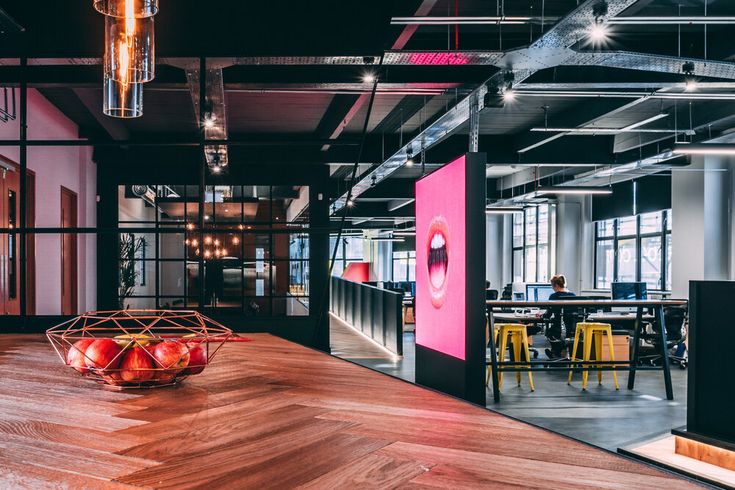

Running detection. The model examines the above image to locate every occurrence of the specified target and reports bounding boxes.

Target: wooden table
[486,299,688,403]
[0,334,698,489]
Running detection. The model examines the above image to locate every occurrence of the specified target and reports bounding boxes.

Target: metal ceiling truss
[332,0,735,212]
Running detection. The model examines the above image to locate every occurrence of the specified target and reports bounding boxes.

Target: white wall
[0,89,97,314]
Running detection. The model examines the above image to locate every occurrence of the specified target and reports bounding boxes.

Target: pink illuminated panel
[415,155,467,360]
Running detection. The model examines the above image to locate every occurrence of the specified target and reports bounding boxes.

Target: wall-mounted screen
[415,155,467,361]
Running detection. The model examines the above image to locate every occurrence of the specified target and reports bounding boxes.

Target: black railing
[330,276,403,356]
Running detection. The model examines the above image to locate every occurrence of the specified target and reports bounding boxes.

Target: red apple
[120,346,155,382]
[183,343,207,375]
[66,338,95,374]
[153,340,190,374]
[84,339,123,374]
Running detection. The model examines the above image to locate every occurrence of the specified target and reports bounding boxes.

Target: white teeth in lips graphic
[430,233,445,250]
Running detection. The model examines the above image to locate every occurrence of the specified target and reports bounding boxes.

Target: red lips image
[427,216,449,308]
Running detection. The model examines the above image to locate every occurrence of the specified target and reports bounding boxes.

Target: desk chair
[638,306,688,369]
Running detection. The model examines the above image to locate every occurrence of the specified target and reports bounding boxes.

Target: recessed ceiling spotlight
[588,22,609,43]
[203,111,217,129]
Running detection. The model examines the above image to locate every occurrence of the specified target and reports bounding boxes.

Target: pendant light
[93,0,158,18]
[95,0,158,118]
[103,77,143,118]
[104,15,155,83]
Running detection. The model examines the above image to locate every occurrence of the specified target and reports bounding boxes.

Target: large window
[594,210,672,291]
[392,251,416,282]
[329,236,364,277]
[512,204,556,283]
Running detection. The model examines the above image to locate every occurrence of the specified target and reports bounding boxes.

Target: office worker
[544,275,576,359]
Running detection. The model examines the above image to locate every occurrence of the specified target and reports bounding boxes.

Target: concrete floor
[332,321,687,452]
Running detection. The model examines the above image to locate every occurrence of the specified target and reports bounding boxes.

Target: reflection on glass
[595,239,614,289]
[641,236,662,289]
[597,219,614,238]
[666,234,672,291]
[617,216,637,236]
[640,211,663,234]
[617,238,637,282]
[513,249,523,283]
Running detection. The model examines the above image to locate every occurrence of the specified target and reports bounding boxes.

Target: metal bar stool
[568,322,619,390]
[488,323,535,391]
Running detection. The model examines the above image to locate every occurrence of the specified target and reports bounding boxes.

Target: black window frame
[594,209,672,291]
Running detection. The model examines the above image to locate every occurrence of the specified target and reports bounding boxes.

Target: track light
[589,1,610,45]
[347,198,355,207]
[685,79,698,92]
[405,146,414,166]
[535,185,613,196]
[682,61,696,76]
[502,87,516,102]
[673,143,735,155]
[203,111,216,129]
[362,72,376,84]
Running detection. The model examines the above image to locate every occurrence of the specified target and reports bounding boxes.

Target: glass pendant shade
[103,77,143,118]
[93,0,158,18]
[105,15,155,83]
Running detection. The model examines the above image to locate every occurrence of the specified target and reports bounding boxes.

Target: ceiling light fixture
[588,0,610,45]
[535,186,613,196]
[405,146,414,167]
[362,72,376,84]
[485,206,525,214]
[95,0,158,118]
[673,143,735,155]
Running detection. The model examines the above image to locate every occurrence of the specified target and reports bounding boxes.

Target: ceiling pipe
[390,16,559,25]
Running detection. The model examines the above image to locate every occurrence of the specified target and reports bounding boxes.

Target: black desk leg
[488,308,500,403]
[627,306,643,390]
[657,305,674,400]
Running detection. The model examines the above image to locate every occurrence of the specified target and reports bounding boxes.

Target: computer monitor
[512,292,525,301]
[612,282,648,300]
[526,283,555,302]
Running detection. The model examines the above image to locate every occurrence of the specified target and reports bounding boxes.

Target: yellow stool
[487,323,534,391]
[567,322,619,390]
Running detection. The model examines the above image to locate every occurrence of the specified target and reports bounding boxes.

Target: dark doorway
[60,186,77,315]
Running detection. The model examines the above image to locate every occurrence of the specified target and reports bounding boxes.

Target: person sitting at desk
[543,274,576,359]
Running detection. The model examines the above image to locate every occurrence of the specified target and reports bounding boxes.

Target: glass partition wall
[118,184,310,316]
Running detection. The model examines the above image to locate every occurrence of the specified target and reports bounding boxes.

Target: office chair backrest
[549,296,586,335]
[486,289,499,301]
[663,306,687,342]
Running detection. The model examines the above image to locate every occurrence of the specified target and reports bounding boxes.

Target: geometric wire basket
[46,310,232,389]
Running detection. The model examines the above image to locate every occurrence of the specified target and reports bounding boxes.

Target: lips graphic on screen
[427,216,449,308]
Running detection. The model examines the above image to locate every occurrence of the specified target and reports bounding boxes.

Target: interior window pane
[617,216,637,236]
[537,244,548,282]
[617,238,638,282]
[524,246,536,282]
[512,213,523,248]
[641,236,662,290]
[666,209,672,231]
[524,208,537,246]
[596,219,614,238]
[595,240,614,289]
[343,237,364,260]
[537,205,549,244]
[512,249,523,283]
[640,211,663,234]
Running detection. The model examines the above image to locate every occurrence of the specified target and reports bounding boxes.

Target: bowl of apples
[46,310,232,388]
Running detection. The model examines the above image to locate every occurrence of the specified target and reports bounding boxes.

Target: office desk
[486,299,688,403]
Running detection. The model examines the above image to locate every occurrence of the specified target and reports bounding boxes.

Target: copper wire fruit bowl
[46,310,232,389]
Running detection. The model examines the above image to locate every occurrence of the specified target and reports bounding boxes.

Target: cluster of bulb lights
[184,223,245,259]
[94,0,158,118]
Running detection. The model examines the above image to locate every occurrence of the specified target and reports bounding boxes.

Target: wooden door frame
[60,186,78,315]
[0,155,35,315]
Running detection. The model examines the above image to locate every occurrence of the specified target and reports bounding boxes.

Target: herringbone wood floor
[0,334,700,489]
